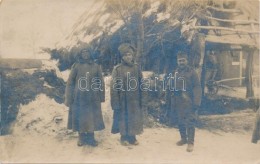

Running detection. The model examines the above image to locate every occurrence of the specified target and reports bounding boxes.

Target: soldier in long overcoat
[168,52,202,152]
[110,43,143,145]
[65,47,105,147]
[252,108,260,144]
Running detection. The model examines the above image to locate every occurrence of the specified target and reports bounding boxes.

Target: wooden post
[190,33,206,96]
[239,51,243,86]
[136,13,144,68]
[189,33,206,76]
[0,72,2,135]
[245,47,255,98]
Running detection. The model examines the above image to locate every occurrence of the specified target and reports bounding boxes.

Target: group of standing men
[64,43,202,152]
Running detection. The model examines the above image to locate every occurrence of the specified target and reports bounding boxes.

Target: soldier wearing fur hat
[110,43,143,146]
[167,51,202,152]
[65,47,105,147]
[252,107,260,144]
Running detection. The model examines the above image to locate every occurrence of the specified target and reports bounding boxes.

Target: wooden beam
[245,49,255,98]
[205,16,259,25]
[192,26,260,34]
[216,75,259,83]
[0,72,2,135]
[205,35,258,47]
[239,51,243,86]
[206,6,242,13]
[250,22,258,45]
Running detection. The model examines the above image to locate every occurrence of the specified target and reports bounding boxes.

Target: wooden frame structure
[192,3,259,98]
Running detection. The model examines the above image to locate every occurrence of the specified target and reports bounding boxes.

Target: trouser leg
[252,114,260,143]
[176,123,187,146]
[187,127,195,144]
[187,111,196,144]
[186,126,195,152]
[186,111,196,152]
[178,124,187,141]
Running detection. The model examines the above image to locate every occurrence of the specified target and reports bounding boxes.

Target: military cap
[118,43,135,56]
[177,51,188,59]
[80,45,92,54]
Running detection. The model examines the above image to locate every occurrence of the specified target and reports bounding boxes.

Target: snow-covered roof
[56,0,259,50]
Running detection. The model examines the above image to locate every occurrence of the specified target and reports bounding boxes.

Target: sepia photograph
[0,0,259,163]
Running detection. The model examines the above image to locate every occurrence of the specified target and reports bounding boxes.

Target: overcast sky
[0,0,93,59]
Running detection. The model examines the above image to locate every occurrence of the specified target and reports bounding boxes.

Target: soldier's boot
[120,135,130,146]
[187,127,195,152]
[176,125,187,146]
[187,144,194,152]
[128,135,139,145]
[86,132,98,147]
[252,133,258,144]
[176,139,187,146]
[77,133,85,147]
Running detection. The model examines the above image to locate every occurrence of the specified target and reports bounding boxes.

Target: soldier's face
[177,58,188,69]
[122,52,133,64]
[81,50,91,60]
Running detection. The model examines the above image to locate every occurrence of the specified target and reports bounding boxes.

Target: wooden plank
[0,72,2,135]
[216,75,259,83]
[245,49,255,98]
[205,16,259,25]
[239,51,243,86]
[250,23,258,45]
[192,26,260,34]
[205,35,258,47]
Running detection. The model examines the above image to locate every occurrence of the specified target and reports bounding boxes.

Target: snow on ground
[200,109,256,133]
[0,76,260,163]
[12,94,68,137]
[1,125,260,163]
